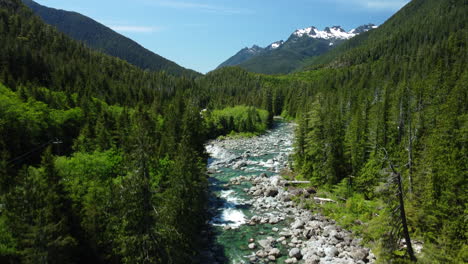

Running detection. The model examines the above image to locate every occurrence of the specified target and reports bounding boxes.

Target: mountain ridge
[217,24,376,74]
[21,0,201,78]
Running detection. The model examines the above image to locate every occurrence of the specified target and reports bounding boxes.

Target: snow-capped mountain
[266,40,285,51]
[245,45,264,54]
[349,23,378,34]
[291,24,377,40]
[217,23,377,73]
[217,41,284,69]
[293,26,356,40]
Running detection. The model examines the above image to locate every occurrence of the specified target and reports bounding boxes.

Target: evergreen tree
[6,147,77,264]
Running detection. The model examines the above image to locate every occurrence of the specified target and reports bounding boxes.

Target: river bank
[201,121,376,264]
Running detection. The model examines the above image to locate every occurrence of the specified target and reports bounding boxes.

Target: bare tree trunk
[383,148,417,262]
[396,171,416,261]
[398,100,405,144]
[407,114,413,194]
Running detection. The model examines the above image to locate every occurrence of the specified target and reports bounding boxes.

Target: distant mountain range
[22,0,201,78]
[217,24,377,74]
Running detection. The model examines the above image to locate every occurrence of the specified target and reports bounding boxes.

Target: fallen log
[284,181,310,185]
[313,197,336,204]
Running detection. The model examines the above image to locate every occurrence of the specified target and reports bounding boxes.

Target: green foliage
[311,182,381,238]
[355,155,383,199]
[0,0,466,263]
[0,2,209,262]
[4,148,78,263]
[288,0,467,262]
[205,105,270,137]
[0,215,17,258]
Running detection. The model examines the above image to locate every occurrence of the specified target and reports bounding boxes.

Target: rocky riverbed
[203,121,376,264]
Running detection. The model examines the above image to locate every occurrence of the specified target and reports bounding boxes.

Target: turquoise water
[206,122,295,264]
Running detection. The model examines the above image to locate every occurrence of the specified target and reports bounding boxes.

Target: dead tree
[383,148,417,262]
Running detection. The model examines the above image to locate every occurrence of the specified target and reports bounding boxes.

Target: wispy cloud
[363,0,409,10]
[109,25,163,33]
[327,0,409,11]
[151,0,253,15]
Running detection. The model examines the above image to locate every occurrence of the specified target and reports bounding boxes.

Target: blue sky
[34,0,410,73]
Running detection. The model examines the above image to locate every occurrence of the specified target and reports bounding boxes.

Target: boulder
[322,225,337,237]
[291,237,302,244]
[253,189,263,196]
[271,176,283,186]
[291,219,305,229]
[289,189,303,196]
[248,243,256,249]
[265,186,279,197]
[277,237,286,242]
[334,231,345,241]
[289,248,302,259]
[351,238,363,246]
[232,160,247,170]
[255,250,267,258]
[316,249,326,257]
[305,186,317,194]
[258,239,273,249]
[304,255,321,264]
[325,247,339,257]
[303,229,314,239]
[269,248,281,257]
[350,248,369,261]
[270,216,281,224]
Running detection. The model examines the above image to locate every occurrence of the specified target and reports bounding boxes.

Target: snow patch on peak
[292,24,378,40]
[245,45,263,54]
[350,24,378,34]
[268,40,284,50]
[293,25,356,40]
[293,26,317,38]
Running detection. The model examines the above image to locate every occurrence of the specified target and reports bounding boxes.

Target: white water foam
[210,208,246,228]
[220,190,244,205]
[218,190,246,227]
[206,144,237,168]
[220,208,246,227]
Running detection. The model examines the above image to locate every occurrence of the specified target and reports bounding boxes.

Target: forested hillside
[0,0,208,263]
[198,0,468,262]
[21,0,200,78]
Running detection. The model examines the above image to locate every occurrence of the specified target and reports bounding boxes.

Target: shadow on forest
[195,176,230,264]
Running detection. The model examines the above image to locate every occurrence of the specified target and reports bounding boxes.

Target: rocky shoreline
[227,173,376,264]
[204,122,376,264]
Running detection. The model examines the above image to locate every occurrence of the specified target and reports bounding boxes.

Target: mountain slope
[218,24,375,74]
[217,41,285,69]
[301,0,466,70]
[21,0,200,77]
[0,1,208,263]
[217,45,265,68]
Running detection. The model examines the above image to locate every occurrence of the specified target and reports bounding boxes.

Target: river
[202,120,375,264]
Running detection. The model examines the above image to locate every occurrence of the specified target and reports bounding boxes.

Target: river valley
[201,121,376,264]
